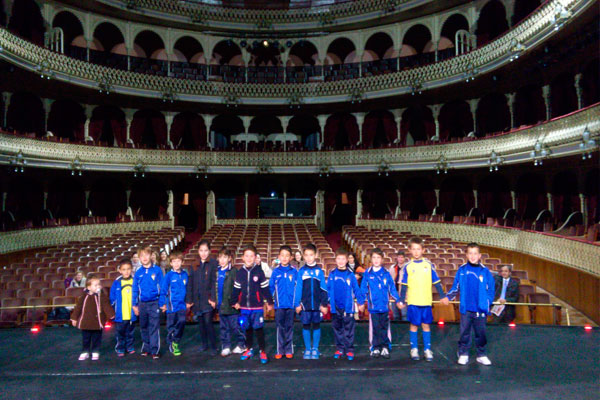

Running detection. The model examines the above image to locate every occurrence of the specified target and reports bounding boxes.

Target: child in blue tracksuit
[359,248,403,359]
[447,243,496,366]
[159,252,190,356]
[132,246,164,359]
[327,248,364,361]
[294,243,329,360]
[269,245,298,359]
[110,259,137,356]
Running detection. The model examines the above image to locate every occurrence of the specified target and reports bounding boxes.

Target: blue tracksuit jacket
[109,275,137,323]
[269,265,298,309]
[132,264,163,305]
[159,269,189,313]
[447,262,496,315]
[327,268,365,314]
[360,266,400,313]
[294,263,328,310]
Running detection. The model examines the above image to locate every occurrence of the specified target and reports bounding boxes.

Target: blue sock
[409,331,418,349]
[423,331,431,351]
[312,328,321,350]
[302,329,311,350]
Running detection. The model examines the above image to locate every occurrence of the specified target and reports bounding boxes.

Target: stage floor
[0,322,597,400]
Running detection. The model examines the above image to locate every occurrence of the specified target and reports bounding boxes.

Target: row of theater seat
[183,223,333,268]
[0,227,184,327]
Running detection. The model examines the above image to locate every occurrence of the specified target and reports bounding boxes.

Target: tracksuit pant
[458,311,487,356]
[139,300,160,355]
[166,309,187,348]
[275,308,295,355]
[198,310,216,350]
[332,311,355,353]
[369,312,391,351]
[220,314,245,350]
[115,320,135,353]
[82,329,102,353]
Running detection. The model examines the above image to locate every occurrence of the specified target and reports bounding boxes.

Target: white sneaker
[381,348,390,359]
[221,348,232,357]
[370,349,381,358]
[424,349,434,362]
[78,352,89,361]
[476,356,492,365]
[91,353,100,361]
[410,348,420,361]
[232,346,245,354]
[457,355,469,365]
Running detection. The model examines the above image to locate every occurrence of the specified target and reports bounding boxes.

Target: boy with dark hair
[447,243,495,366]
[132,246,163,359]
[398,237,449,362]
[328,248,364,360]
[269,245,298,359]
[295,243,329,359]
[186,239,219,355]
[110,259,136,357]
[216,247,245,357]
[231,244,274,364]
[359,248,402,359]
[159,252,191,356]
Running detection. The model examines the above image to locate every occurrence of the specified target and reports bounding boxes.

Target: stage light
[262,40,269,47]
[584,325,593,331]
[31,326,40,333]
[438,320,445,326]
[508,322,516,328]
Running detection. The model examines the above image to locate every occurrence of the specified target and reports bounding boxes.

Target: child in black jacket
[186,239,218,355]
[231,244,274,364]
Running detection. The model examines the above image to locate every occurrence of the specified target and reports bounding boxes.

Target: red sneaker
[274,354,283,359]
[285,353,293,359]
[346,352,355,361]
[334,350,343,359]
[260,351,269,364]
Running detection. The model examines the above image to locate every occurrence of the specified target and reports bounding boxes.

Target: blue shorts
[239,309,264,330]
[300,310,322,325]
[407,305,433,325]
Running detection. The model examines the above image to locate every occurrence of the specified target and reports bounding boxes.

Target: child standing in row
[359,248,402,359]
[71,276,115,360]
[216,247,245,356]
[327,248,364,361]
[186,239,218,355]
[398,237,449,362]
[231,245,274,364]
[132,247,163,359]
[110,259,136,357]
[269,245,298,359]
[159,252,191,356]
[447,242,495,366]
[295,243,329,360]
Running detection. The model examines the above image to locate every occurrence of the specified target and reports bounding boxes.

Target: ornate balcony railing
[0,0,592,105]
[0,103,597,174]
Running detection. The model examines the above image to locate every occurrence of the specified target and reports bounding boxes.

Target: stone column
[542,84,551,120]
[574,73,583,109]
[2,92,11,128]
[392,108,405,144]
[317,114,329,150]
[468,98,479,135]
[506,92,516,129]
[430,104,442,140]
[354,112,365,146]
[165,112,174,149]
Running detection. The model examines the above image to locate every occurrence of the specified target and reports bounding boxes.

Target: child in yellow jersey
[398,237,449,362]
[110,259,137,357]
